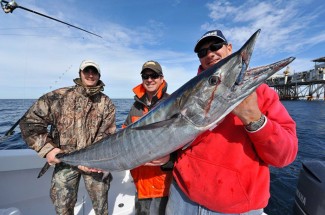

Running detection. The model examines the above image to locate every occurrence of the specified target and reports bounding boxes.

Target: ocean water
[0,99,324,214]
[265,100,325,215]
[0,99,134,149]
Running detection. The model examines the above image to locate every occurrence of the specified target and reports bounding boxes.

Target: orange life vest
[122,81,173,199]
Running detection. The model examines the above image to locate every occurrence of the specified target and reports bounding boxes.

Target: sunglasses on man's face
[141,73,161,80]
[82,68,99,75]
[197,42,227,58]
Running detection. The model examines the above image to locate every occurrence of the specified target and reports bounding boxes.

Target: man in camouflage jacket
[19,60,116,215]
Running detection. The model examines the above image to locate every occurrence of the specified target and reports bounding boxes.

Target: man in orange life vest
[122,60,175,215]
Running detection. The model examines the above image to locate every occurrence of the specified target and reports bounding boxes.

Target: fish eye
[208,76,220,86]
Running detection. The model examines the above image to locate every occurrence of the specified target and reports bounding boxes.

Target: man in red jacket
[166,30,298,215]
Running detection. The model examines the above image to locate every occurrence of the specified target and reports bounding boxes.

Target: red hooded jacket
[173,66,298,213]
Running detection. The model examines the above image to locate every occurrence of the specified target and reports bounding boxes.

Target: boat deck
[0,149,135,215]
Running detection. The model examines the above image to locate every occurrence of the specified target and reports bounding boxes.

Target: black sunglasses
[197,42,227,58]
[141,73,161,80]
[82,67,99,74]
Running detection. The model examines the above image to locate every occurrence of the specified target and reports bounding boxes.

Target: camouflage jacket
[19,85,116,158]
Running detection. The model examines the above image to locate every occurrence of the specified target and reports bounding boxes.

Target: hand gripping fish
[38,29,295,175]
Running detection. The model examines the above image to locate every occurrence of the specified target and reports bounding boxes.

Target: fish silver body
[58,29,295,172]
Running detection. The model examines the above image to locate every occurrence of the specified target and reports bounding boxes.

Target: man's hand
[144,155,170,166]
[46,148,62,166]
[78,165,104,173]
[232,92,262,125]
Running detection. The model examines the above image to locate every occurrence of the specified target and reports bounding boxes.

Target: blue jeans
[166,181,264,215]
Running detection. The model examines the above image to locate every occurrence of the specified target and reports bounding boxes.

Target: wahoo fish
[56,29,295,172]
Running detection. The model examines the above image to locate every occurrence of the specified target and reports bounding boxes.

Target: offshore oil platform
[265,57,325,100]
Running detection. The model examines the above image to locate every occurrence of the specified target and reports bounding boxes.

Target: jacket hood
[197,65,204,75]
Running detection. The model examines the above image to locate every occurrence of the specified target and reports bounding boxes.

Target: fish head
[180,29,294,129]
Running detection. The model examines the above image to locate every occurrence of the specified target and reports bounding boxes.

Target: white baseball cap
[79,60,101,74]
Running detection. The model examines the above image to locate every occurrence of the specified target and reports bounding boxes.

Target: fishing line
[0,64,73,142]
[49,65,72,90]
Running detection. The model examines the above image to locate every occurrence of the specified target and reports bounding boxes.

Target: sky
[0,0,324,99]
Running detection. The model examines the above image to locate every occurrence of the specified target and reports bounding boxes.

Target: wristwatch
[245,114,266,132]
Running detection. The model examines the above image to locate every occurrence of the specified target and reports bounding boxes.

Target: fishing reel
[0,0,18,13]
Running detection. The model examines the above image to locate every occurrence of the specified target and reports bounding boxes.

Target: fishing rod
[0,118,21,143]
[0,115,51,177]
[4,118,20,136]
[0,0,102,38]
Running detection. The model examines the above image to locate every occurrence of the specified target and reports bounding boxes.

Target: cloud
[203,0,324,56]
[0,1,196,99]
[0,0,323,99]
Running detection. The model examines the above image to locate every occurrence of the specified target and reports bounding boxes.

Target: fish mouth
[229,29,295,92]
[242,57,296,90]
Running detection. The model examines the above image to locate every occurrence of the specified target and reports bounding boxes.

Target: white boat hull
[0,149,135,215]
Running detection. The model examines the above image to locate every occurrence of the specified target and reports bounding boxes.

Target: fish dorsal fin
[131,113,180,130]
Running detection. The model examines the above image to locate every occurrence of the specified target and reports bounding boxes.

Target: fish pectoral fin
[132,113,180,130]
